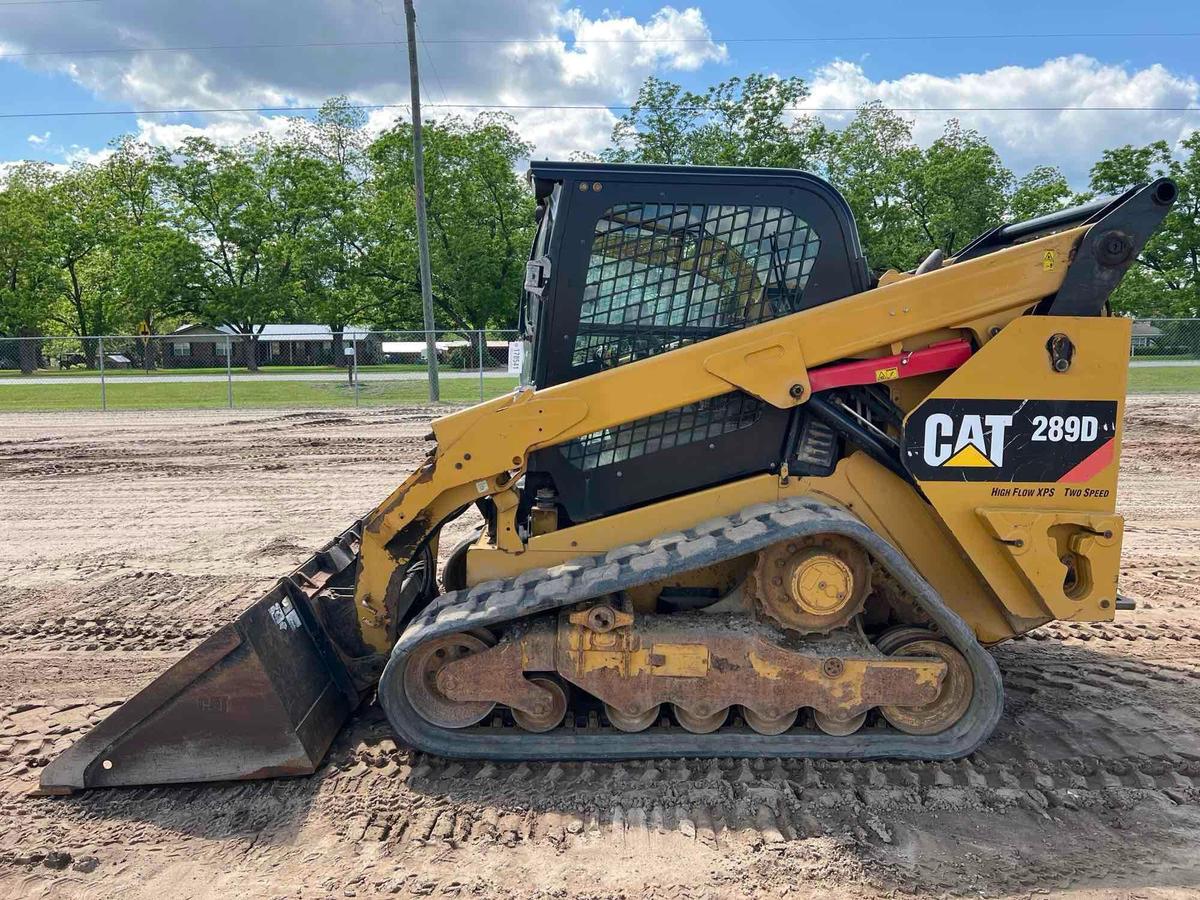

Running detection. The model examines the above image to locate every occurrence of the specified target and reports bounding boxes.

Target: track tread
[379,497,1004,762]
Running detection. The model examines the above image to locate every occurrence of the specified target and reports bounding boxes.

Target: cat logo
[905,399,1117,483]
[922,412,1013,468]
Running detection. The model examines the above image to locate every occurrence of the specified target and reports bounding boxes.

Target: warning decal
[903,399,1118,483]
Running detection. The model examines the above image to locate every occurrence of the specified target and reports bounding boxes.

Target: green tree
[1089,141,1172,195]
[690,74,826,169]
[40,165,127,362]
[822,102,922,272]
[604,74,825,169]
[898,120,1013,258]
[1008,165,1073,220]
[365,113,536,334]
[0,163,59,372]
[286,99,380,362]
[155,136,319,369]
[603,76,706,165]
[103,138,197,340]
[1089,138,1198,316]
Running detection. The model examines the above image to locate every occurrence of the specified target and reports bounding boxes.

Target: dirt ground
[1,398,1199,899]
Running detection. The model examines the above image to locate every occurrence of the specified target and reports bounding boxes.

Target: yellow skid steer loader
[39,162,1178,791]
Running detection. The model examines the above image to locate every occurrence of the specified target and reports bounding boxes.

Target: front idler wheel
[403,633,496,728]
[880,638,973,735]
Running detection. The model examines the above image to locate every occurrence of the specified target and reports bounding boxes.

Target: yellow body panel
[352,224,1124,654]
[909,316,1129,624]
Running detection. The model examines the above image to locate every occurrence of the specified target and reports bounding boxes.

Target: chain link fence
[0,330,521,412]
[1129,318,1200,359]
[2,320,1198,412]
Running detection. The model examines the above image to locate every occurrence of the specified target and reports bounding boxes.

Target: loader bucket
[38,523,364,794]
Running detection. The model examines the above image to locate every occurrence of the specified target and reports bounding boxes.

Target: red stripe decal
[1058,437,1115,483]
[808,339,973,393]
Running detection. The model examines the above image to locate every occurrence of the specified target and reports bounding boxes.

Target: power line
[1,101,1199,120]
[3,31,1200,59]
[421,31,1200,44]
[416,23,450,108]
[0,40,406,59]
[0,0,100,6]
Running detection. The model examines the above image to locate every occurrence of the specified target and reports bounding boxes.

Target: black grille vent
[575,202,820,370]
[561,392,765,472]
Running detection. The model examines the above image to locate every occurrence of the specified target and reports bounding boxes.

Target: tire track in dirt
[5,677,1198,832]
[0,571,259,627]
[4,697,1197,897]
[0,618,216,654]
[1020,619,1200,647]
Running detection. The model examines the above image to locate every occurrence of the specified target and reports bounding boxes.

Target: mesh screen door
[561,392,765,472]
[574,203,820,371]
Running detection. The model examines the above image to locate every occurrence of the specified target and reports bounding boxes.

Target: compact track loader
[40,162,1178,791]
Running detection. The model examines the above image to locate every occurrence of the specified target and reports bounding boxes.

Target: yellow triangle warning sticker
[945,443,996,467]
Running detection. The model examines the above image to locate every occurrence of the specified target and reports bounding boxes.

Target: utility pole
[404,0,440,401]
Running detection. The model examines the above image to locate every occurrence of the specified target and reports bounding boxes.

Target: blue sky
[0,0,1196,184]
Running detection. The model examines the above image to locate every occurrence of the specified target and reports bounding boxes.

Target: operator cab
[517,161,872,524]
[520,161,870,390]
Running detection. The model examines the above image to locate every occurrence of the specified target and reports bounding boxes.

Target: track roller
[742,707,798,735]
[605,703,660,732]
[511,676,568,733]
[813,709,867,736]
[674,705,729,734]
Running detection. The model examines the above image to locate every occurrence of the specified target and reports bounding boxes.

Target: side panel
[902,316,1130,623]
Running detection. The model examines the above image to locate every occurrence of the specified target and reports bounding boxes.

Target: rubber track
[379,497,1004,761]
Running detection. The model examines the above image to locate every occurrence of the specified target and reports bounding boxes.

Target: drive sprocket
[746,534,871,634]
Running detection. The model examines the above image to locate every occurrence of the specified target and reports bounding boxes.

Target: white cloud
[0,1,724,163]
[63,144,115,166]
[132,114,296,151]
[511,106,618,162]
[803,56,1200,182]
[3,3,1195,184]
[549,6,726,84]
[26,131,51,145]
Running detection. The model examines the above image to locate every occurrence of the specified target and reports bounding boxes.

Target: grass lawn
[0,363,481,377]
[2,366,1195,413]
[1127,365,1200,393]
[0,376,519,411]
